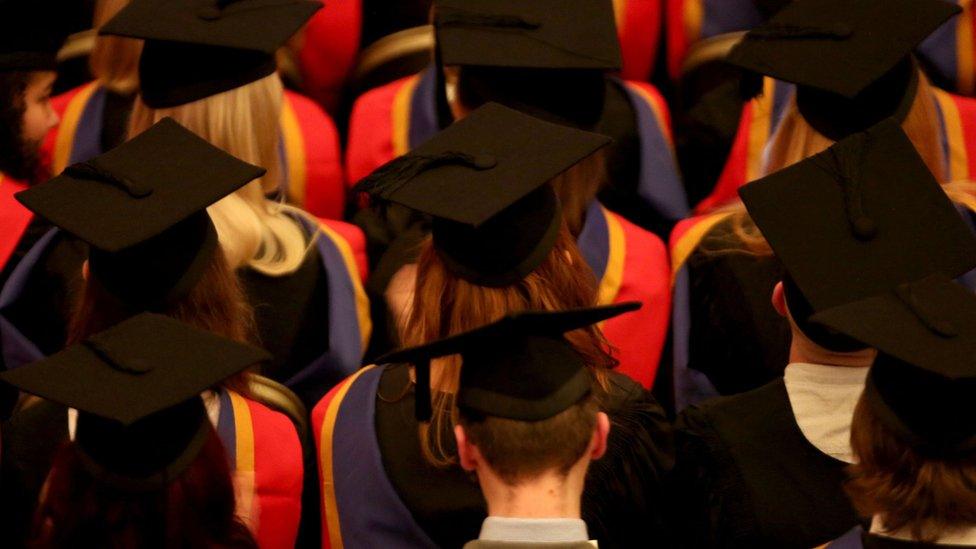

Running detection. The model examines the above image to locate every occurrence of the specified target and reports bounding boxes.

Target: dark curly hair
[0,71,43,183]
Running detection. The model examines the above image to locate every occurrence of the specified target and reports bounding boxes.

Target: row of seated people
[1,0,976,546]
[5,77,976,549]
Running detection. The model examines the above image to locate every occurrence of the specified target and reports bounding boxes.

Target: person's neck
[479,469,585,520]
[789,333,875,368]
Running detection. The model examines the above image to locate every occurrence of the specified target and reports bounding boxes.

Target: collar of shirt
[783,362,869,464]
[479,517,590,543]
[871,516,976,545]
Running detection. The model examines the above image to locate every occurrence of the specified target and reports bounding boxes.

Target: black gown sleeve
[669,405,759,549]
[582,373,676,549]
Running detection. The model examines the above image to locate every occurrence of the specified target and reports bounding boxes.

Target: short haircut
[458,394,598,486]
[846,395,976,542]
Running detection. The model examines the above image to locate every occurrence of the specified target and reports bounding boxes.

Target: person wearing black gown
[314,103,674,549]
[813,276,976,549]
[671,120,976,549]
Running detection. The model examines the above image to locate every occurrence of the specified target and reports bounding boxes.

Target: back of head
[458,394,599,485]
[847,394,976,542]
[33,424,257,548]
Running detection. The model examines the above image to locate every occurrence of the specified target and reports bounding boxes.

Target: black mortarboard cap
[813,274,976,456]
[434,0,622,71]
[100,0,322,108]
[0,313,270,488]
[16,117,265,308]
[379,302,641,421]
[740,119,976,346]
[0,0,69,71]
[726,0,960,140]
[354,102,612,287]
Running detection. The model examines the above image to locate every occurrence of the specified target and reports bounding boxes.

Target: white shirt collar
[783,362,869,464]
[479,517,592,544]
[871,516,976,545]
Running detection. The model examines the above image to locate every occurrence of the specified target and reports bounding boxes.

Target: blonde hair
[128,74,314,276]
[717,71,975,255]
[89,0,142,95]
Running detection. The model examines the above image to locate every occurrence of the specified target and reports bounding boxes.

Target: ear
[590,412,611,461]
[454,424,480,472]
[772,281,787,318]
[81,259,89,281]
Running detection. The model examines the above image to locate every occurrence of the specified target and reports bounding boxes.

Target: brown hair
[716,71,969,256]
[846,395,976,543]
[32,426,257,549]
[404,221,615,466]
[89,0,142,95]
[68,251,257,391]
[458,395,599,485]
[551,151,608,238]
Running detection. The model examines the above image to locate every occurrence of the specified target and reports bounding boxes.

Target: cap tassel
[83,339,155,375]
[816,138,877,240]
[749,23,853,41]
[895,282,959,338]
[354,151,497,199]
[64,161,153,198]
[437,7,541,30]
[414,358,433,422]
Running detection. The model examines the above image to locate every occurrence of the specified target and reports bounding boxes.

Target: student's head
[104,0,322,275]
[17,118,266,350]
[455,394,610,488]
[739,121,976,360]
[810,276,976,542]
[0,0,66,182]
[33,424,256,548]
[1,314,270,549]
[0,69,58,182]
[380,304,636,484]
[845,394,976,542]
[89,0,142,95]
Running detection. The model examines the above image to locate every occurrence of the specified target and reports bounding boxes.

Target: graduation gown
[0,389,304,549]
[41,83,347,219]
[312,364,675,549]
[0,215,370,408]
[344,66,688,238]
[824,526,975,549]
[672,378,860,549]
[0,175,40,288]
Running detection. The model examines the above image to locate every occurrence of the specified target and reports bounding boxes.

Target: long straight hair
[31,426,257,549]
[127,74,315,276]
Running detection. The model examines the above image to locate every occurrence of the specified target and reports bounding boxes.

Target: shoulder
[680,380,788,429]
[349,74,419,117]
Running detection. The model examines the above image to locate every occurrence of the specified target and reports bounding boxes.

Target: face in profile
[22,71,59,146]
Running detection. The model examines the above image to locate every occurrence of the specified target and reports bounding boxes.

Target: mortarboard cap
[726,0,960,140]
[100,0,322,108]
[812,274,976,456]
[0,0,69,72]
[739,119,976,347]
[16,117,265,308]
[379,302,641,422]
[434,0,622,71]
[354,102,612,287]
[0,313,270,489]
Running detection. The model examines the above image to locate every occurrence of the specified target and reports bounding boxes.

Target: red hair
[31,426,256,548]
